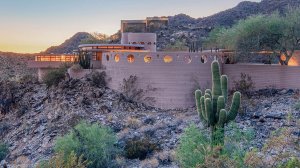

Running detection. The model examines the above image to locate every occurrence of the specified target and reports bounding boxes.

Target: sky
[0,0,261,53]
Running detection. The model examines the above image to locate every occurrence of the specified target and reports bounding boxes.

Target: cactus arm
[195,90,203,120]
[204,93,211,99]
[217,96,225,119]
[221,75,228,103]
[205,98,214,126]
[217,109,227,127]
[211,61,222,96]
[205,89,212,98]
[200,96,207,121]
[227,92,241,121]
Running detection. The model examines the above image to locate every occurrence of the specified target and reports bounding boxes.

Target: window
[184,55,192,64]
[106,55,110,61]
[201,55,208,63]
[127,54,135,63]
[144,55,152,63]
[114,54,120,62]
[163,55,173,63]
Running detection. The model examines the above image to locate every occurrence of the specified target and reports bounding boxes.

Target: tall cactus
[78,50,91,69]
[195,60,241,145]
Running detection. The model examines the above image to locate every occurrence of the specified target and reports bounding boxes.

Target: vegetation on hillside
[54,122,119,168]
[205,7,300,65]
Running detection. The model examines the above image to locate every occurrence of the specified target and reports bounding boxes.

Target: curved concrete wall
[102,52,218,109]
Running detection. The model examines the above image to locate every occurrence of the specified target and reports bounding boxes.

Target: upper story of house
[121,16,169,33]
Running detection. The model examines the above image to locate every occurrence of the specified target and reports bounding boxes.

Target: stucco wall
[121,33,157,52]
[223,64,300,89]
[101,51,300,109]
[102,52,216,109]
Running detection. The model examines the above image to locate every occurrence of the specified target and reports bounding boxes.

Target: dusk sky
[0,0,261,53]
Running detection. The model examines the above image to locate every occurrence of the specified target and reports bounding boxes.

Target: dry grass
[125,116,142,129]
[141,158,159,168]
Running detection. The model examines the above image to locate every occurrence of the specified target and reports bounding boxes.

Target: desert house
[28,18,300,109]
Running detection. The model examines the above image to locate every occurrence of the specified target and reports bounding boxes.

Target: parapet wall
[223,64,300,89]
[101,51,300,109]
[102,52,217,109]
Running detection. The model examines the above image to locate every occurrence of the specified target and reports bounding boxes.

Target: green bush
[37,151,89,168]
[0,142,8,161]
[281,157,300,168]
[176,124,210,168]
[43,67,67,87]
[54,121,119,168]
[176,123,255,168]
[125,138,159,160]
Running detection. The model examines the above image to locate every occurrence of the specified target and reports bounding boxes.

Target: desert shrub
[70,64,83,72]
[125,116,142,129]
[244,127,300,168]
[89,71,107,87]
[293,101,300,111]
[233,73,255,98]
[164,39,189,51]
[279,157,300,168]
[176,123,255,168]
[141,158,160,168]
[125,138,159,160]
[18,74,38,84]
[37,151,89,168]
[0,142,8,161]
[0,122,10,137]
[176,124,210,168]
[43,67,67,87]
[54,121,119,168]
[120,75,156,104]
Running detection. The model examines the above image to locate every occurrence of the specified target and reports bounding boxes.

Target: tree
[207,7,300,65]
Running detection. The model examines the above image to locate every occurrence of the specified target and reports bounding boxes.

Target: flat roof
[121,20,147,24]
[78,44,144,48]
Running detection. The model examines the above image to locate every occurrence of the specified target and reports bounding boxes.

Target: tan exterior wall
[102,52,216,109]
[32,50,300,109]
[101,51,300,109]
[121,33,157,52]
[223,64,300,89]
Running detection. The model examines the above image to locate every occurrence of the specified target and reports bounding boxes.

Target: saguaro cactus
[195,60,241,145]
[78,50,91,69]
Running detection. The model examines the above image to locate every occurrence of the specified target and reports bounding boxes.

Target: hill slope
[43,32,92,54]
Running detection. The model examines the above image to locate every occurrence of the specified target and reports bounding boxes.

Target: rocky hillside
[0,53,36,81]
[0,74,299,167]
[43,32,93,54]
[157,0,300,49]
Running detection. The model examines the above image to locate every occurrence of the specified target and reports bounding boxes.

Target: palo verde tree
[205,7,300,65]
